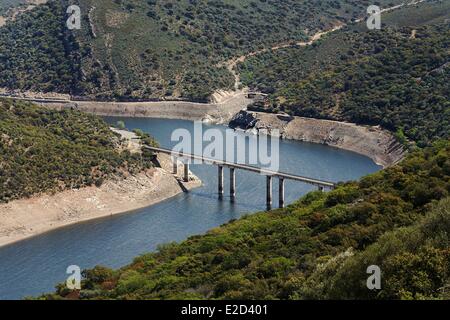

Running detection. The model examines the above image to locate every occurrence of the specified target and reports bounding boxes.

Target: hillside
[0,98,156,203]
[10,1,448,301]
[0,0,26,14]
[43,140,450,300]
[238,1,450,147]
[0,0,406,101]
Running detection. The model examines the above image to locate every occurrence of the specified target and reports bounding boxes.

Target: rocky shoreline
[22,90,253,124]
[230,110,405,168]
[0,101,405,248]
[0,149,201,248]
[41,98,405,167]
[12,93,406,166]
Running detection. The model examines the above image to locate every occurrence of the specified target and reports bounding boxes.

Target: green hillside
[0,1,83,94]
[1,0,448,301]
[238,1,450,147]
[0,98,156,203]
[43,140,450,300]
[0,0,406,101]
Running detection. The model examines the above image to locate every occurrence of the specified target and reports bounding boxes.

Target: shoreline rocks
[229,110,405,168]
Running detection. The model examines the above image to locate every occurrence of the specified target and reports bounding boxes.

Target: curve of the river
[0,118,381,299]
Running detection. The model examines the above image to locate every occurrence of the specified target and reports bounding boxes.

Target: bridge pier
[144,147,336,205]
[266,175,273,209]
[218,165,224,197]
[279,178,285,208]
[230,168,236,200]
[184,163,190,182]
[172,157,178,175]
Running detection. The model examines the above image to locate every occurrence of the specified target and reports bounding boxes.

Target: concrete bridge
[144,146,336,209]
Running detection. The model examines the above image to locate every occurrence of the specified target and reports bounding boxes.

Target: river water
[0,118,381,299]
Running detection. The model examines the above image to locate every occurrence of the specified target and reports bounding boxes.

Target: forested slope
[0,98,155,203]
[43,141,450,300]
[0,1,83,94]
[16,1,448,300]
[238,1,450,146]
[0,0,406,101]
[0,0,27,15]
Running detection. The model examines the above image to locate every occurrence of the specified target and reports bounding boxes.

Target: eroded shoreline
[0,97,405,248]
[8,90,252,124]
[230,111,405,168]
[28,98,406,167]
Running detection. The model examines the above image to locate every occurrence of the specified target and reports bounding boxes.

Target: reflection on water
[0,118,381,299]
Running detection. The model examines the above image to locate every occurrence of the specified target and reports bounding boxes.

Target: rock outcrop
[229,110,260,130]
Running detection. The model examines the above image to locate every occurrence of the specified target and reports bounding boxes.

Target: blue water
[0,118,381,299]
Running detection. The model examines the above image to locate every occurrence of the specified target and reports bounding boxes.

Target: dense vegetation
[0,0,406,101]
[0,98,155,203]
[238,1,450,146]
[44,140,450,300]
[3,0,447,300]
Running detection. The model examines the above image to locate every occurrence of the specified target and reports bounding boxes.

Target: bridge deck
[144,146,336,189]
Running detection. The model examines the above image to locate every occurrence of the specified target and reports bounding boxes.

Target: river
[0,118,381,299]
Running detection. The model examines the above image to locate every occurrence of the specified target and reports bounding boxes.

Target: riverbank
[34,97,405,167]
[230,110,405,168]
[0,152,201,248]
[6,94,405,167]
[0,0,48,27]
